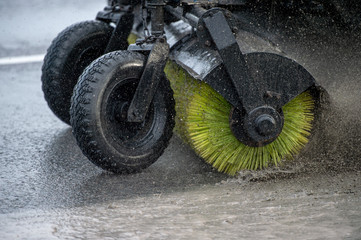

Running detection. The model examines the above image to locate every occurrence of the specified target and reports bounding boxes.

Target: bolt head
[255,114,276,136]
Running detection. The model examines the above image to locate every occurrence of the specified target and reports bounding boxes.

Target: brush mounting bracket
[198,8,266,113]
[198,8,314,146]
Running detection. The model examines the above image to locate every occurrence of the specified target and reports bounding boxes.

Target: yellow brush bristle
[127,33,138,45]
[165,61,315,176]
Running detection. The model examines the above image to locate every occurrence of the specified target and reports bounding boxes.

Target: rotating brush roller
[165,61,315,175]
[165,62,315,175]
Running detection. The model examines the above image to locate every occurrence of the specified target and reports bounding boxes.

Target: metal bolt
[265,91,273,98]
[255,114,276,136]
[205,40,211,47]
[264,91,281,100]
[198,24,204,31]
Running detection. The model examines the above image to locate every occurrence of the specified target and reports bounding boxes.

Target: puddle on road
[1,171,360,239]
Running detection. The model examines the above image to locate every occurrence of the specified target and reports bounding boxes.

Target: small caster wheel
[70,51,175,173]
[41,20,129,124]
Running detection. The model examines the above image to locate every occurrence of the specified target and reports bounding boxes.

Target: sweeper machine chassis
[42,0,328,175]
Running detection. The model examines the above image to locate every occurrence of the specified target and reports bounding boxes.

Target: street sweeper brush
[44,0,324,175]
[165,61,315,175]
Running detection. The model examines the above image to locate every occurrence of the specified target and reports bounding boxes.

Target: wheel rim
[101,78,159,151]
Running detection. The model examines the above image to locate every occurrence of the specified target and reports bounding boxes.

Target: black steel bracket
[198,8,315,112]
[198,8,315,146]
[199,9,264,113]
[96,5,133,23]
[104,12,134,53]
[127,39,170,122]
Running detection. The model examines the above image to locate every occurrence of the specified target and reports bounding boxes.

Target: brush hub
[230,106,284,147]
[255,114,276,136]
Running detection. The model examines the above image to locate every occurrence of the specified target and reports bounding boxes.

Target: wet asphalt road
[1,1,361,239]
[0,60,223,212]
[0,0,226,212]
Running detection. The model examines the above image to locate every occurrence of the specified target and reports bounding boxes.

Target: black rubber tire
[70,51,175,173]
[41,20,117,125]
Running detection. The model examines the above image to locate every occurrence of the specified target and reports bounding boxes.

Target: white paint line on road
[0,54,45,65]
